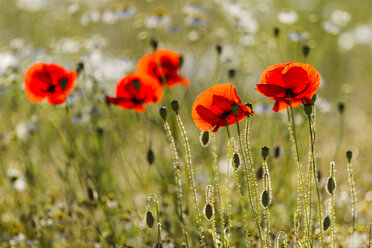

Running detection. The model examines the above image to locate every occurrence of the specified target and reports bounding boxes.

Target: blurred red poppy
[192,83,253,133]
[136,49,190,88]
[24,63,78,105]
[256,62,320,112]
[106,73,163,112]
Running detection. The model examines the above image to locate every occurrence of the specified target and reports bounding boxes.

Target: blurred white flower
[278,11,298,24]
[287,31,310,42]
[15,121,35,140]
[323,22,340,35]
[185,14,205,27]
[183,4,203,16]
[188,30,200,41]
[338,32,355,51]
[82,50,133,88]
[115,5,136,19]
[0,53,17,76]
[84,34,107,50]
[331,10,351,27]
[239,34,256,46]
[67,3,79,14]
[7,168,27,191]
[10,38,25,51]
[145,14,171,28]
[16,0,47,12]
[53,38,80,53]
[81,10,100,26]
[102,10,117,24]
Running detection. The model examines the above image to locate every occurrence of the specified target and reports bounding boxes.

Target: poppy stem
[163,120,190,248]
[146,194,162,245]
[175,114,206,247]
[346,156,356,248]
[235,116,264,247]
[287,94,310,243]
[262,160,272,247]
[206,185,218,248]
[211,133,226,245]
[307,112,324,247]
[244,118,262,223]
[329,162,336,248]
[225,124,250,248]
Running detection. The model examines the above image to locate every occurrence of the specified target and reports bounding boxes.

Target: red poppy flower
[106,73,163,112]
[256,62,320,112]
[192,83,253,133]
[24,63,78,105]
[136,49,190,88]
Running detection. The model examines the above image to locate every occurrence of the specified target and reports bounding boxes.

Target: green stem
[347,159,356,248]
[263,161,271,247]
[235,117,263,247]
[212,133,226,245]
[330,162,336,248]
[163,121,190,247]
[244,118,262,225]
[307,115,324,247]
[226,124,250,248]
[207,185,218,248]
[147,194,162,245]
[175,114,206,247]
[287,95,310,243]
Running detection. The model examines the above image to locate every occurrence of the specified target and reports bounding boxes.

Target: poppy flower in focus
[24,63,78,105]
[136,49,190,88]
[256,62,320,112]
[192,83,253,133]
[106,73,163,112]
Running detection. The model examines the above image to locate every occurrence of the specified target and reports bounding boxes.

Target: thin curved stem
[308,115,324,247]
[225,124,250,248]
[163,121,190,247]
[287,94,310,243]
[212,133,226,245]
[175,114,206,247]
[236,117,263,247]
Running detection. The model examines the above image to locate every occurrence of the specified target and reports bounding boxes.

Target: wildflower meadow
[0,0,372,247]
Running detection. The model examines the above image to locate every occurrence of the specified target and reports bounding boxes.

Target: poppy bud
[96,127,104,137]
[228,69,236,79]
[231,103,239,116]
[273,26,280,37]
[171,100,179,113]
[155,243,163,248]
[302,44,311,58]
[216,44,222,55]
[179,55,184,67]
[256,166,264,180]
[261,190,270,208]
[261,146,269,160]
[147,148,155,165]
[87,186,95,201]
[317,169,322,182]
[159,106,167,121]
[338,102,345,114]
[146,211,154,228]
[304,104,313,116]
[204,203,213,220]
[346,150,352,162]
[59,79,68,91]
[76,62,84,74]
[326,177,336,195]
[245,102,253,111]
[105,96,111,107]
[311,94,317,104]
[132,79,140,91]
[200,131,210,147]
[150,38,158,51]
[233,153,240,169]
[323,216,331,231]
[274,146,280,158]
